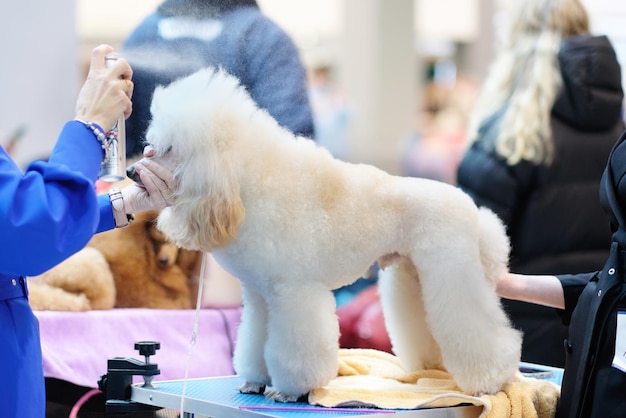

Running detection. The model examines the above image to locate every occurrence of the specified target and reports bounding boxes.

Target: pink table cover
[35,308,241,388]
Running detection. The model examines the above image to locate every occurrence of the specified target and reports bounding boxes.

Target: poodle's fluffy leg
[378,259,442,370]
[409,234,521,396]
[263,282,339,401]
[234,285,270,394]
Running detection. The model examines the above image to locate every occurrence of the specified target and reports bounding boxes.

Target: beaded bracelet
[74,119,112,163]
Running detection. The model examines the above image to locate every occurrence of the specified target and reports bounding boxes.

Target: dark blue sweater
[122,2,314,157]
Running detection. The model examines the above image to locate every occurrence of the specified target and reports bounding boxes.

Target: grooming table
[129,375,484,418]
[115,363,564,417]
[100,340,562,418]
[518,361,563,386]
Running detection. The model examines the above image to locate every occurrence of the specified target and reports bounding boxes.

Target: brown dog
[87,210,200,309]
[28,210,199,311]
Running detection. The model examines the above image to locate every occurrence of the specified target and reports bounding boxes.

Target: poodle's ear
[190,185,245,250]
[160,179,245,252]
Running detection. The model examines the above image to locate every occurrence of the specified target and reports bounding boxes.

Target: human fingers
[88,44,114,75]
[75,52,133,131]
[122,79,134,119]
[143,145,156,158]
[106,55,133,82]
[138,159,174,188]
[121,184,162,213]
[105,57,134,119]
[123,100,133,120]
[125,79,134,97]
[134,161,175,206]
[75,79,130,131]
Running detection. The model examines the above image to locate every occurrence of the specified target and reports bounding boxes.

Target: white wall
[338,0,417,173]
[0,0,78,168]
[584,0,626,94]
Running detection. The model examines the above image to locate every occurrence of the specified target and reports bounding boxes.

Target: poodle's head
[128,68,249,252]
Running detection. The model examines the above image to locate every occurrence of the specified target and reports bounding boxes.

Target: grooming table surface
[131,375,483,418]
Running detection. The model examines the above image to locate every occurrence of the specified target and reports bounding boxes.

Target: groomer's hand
[122,159,175,213]
[74,44,134,132]
[496,272,565,309]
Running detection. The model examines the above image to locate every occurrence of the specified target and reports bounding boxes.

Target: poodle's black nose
[126,164,144,186]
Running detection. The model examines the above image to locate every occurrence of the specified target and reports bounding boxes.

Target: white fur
[143,68,522,400]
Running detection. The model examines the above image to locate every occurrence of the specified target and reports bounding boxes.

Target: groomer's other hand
[74,44,134,132]
[122,159,175,213]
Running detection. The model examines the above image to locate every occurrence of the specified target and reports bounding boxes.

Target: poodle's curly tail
[477,207,511,285]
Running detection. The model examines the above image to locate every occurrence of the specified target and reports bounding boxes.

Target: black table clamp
[98,341,162,413]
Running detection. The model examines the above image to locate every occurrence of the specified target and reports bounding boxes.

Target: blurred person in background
[122,0,315,158]
[456,0,624,367]
[308,64,351,159]
[403,63,477,184]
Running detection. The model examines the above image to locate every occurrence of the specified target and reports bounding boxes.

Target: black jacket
[556,129,626,417]
[457,35,624,367]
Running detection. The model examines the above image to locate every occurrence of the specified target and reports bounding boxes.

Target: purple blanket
[35,308,241,388]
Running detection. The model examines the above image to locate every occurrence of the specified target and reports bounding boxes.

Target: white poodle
[133,68,522,401]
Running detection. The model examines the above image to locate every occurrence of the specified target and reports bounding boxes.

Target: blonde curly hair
[466,0,590,165]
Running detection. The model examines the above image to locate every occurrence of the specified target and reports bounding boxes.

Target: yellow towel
[308,348,559,418]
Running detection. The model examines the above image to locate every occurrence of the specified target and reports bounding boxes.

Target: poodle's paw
[458,378,501,397]
[453,359,519,396]
[265,389,308,403]
[450,327,522,396]
[237,381,266,395]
